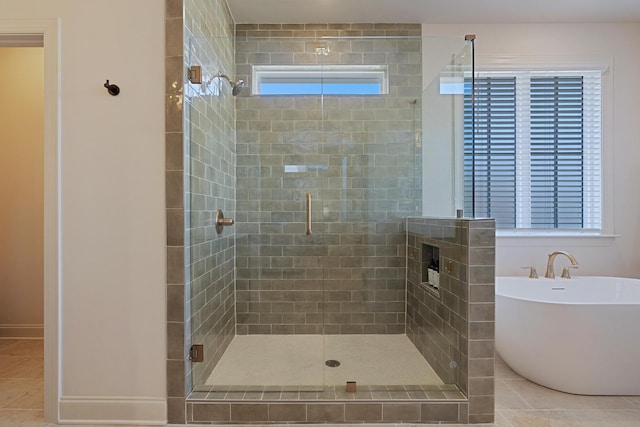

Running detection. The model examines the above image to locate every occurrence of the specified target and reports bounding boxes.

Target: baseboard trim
[0,324,44,338]
[59,396,166,425]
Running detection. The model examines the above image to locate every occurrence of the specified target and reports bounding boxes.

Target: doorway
[0,22,61,424]
[0,38,45,423]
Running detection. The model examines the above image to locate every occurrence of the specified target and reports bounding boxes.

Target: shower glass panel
[422,37,474,217]
[185,32,473,396]
[184,35,241,392]
[310,36,425,391]
[235,58,328,390]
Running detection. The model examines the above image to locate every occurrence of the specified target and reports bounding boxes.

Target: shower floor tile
[204,334,445,388]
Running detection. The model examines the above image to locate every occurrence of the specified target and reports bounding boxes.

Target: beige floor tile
[624,396,640,408]
[503,409,581,427]
[504,409,640,427]
[0,379,34,408]
[0,409,44,426]
[496,379,532,410]
[0,340,43,357]
[566,409,640,426]
[5,379,44,410]
[495,353,522,380]
[0,340,16,353]
[507,379,639,410]
[0,357,44,379]
[432,424,494,427]
[494,410,515,426]
[0,356,22,373]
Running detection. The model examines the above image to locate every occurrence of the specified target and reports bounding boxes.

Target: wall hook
[104,80,120,96]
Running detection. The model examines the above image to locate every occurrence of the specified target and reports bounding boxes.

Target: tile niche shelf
[421,243,440,291]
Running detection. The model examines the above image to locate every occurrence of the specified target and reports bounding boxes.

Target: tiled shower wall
[234,24,423,335]
[165,0,187,421]
[184,0,237,388]
[165,0,237,421]
[406,217,496,423]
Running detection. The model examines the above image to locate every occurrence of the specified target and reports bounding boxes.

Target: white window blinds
[464,71,602,231]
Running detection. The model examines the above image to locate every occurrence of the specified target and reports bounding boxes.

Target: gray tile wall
[184,0,237,388]
[234,24,422,335]
[165,0,237,424]
[165,0,186,423]
[406,217,495,424]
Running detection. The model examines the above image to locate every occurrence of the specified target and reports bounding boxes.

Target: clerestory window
[251,65,388,96]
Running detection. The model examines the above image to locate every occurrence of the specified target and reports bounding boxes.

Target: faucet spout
[545,251,579,279]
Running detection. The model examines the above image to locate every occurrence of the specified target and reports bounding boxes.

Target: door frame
[0,19,60,423]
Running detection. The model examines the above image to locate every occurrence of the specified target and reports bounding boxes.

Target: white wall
[0,0,166,423]
[424,23,640,278]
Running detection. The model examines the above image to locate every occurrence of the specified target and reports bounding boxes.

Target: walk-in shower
[179,21,483,424]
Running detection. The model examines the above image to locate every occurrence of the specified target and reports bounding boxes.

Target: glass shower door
[313,35,426,391]
[234,40,328,390]
[185,36,239,391]
[185,35,328,391]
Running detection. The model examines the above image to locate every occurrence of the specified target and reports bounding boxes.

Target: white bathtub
[496,276,640,395]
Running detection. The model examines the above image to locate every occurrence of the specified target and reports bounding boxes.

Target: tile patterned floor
[0,339,45,425]
[1,338,639,426]
[492,354,640,427]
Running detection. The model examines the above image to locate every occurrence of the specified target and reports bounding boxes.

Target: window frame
[251,64,389,96]
[469,55,613,237]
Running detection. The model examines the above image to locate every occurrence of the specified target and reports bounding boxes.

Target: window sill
[497,231,618,247]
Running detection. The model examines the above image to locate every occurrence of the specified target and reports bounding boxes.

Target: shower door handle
[305,192,312,235]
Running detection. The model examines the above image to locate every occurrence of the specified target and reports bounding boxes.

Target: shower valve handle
[215,209,234,235]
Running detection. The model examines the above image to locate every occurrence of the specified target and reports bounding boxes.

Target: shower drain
[325,359,341,367]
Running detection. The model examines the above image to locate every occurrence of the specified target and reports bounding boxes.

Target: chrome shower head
[218,72,244,96]
[232,79,245,96]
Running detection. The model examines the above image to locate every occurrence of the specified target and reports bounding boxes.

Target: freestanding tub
[496,276,640,395]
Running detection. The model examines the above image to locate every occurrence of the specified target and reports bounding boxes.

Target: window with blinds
[464,71,602,231]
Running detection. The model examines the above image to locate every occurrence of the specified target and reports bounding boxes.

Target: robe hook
[104,80,120,96]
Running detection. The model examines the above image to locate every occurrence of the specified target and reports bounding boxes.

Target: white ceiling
[226,0,640,24]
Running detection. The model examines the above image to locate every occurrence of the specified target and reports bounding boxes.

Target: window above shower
[251,64,389,95]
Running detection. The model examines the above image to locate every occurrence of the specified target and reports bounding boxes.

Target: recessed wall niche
[421,243,440,289]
